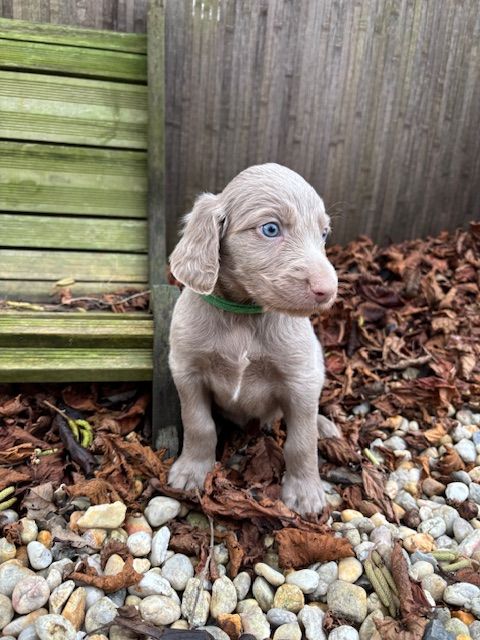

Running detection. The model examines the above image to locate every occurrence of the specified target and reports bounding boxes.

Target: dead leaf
[66,478,122,504]
[276,528,354,568]
[68,556,142,593]
[21,483,56,520]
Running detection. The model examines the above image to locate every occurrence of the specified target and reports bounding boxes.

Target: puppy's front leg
[281,401,326,516]
[168,376,216,491]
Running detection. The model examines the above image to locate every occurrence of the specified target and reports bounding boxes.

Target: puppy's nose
[309,281,336,301]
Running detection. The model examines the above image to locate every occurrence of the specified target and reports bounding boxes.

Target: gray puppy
[167,163,339,515]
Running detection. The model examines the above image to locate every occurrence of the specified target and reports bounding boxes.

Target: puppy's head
[169,163,337,316]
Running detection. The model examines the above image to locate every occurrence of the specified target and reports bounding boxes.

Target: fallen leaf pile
[0,223,479,611]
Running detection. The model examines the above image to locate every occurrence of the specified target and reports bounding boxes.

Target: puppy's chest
[198,335,280,406]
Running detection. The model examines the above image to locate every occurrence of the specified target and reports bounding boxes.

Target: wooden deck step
[0,348,152,382]
[0,312,153,348]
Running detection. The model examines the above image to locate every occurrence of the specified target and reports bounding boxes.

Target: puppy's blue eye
[261,222,281,238]
[322,227,330,241]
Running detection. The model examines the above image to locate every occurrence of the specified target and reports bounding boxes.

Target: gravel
[1,407,480,639]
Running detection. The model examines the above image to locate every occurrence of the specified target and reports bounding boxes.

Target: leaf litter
[1,224,479,638]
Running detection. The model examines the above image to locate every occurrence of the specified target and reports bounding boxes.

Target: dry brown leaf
[68,556,142,593]
[423,423,447,444]
[375,616,428,640]
[0,467,30,491]
[452,568,480,586]
[243,436,284,486]
[66,478,122,504]
[276,528,354,568]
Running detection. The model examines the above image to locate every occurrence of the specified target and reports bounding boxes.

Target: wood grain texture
[0,1,148,33]
[0,71,147,148]
[0,214,148,251]
[0,142,147,217]
[0,37,146,80]
[0,280,147,301]
[0,249,148,282]
[164,0,480,249]
[0,313,153,348]
[0,348,152,382]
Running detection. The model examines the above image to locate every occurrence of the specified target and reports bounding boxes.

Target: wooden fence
[2,0,479,249]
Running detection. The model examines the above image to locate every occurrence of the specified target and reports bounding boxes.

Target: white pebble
[445,482,469,503]
[144,497,181,527]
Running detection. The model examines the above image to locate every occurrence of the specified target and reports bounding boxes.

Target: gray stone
[266,608,297,627]
[418,517,446,539]
[395,490,417,511]
[84,586,105,610]
[443,582,480,606]
[423,619,455,640]
[252,577,274,612]
[254,562,285,587]
[359,611,383,640]
[354,542,375,562]
[437,505,458,534]
[26,541,52,570]
[455,439,477,463]
[12,575,50,614]
[285,569,319,594]
[329,625,359,640]
[457,409,474,425]
[2,609,47,637]
[161,553,194,591]
[210,576,237,618]
[273,622,302,640]
[0,593,14,630]
[458,529,480,557]
[108,588,126,607]
[213,543,229,565]
[383,436,406,450]
[298,605,326,640]
[144,496,181,527]
[233,572,251,600]
[85,597,118,633]
[471,596,480,618]
[139,594,181,625]
[410,551,437,568]
[452,470,472,484]
[126,531,151,557]
[445,618,470,637]
[327,581,367,624]
[35,613,76,640]
[435,535,457,550]
[409,561,434,581]
[453,518,474,542]
[470,482,480,504]
[149,526,170,567]
[240,606,271,640]
[421,574,447,602]
[129,568,173,597]
[445,482,469,502]
[470,620,480,640]
[182,578,210,627]
[0,561,34,597]
[196,627,229,640]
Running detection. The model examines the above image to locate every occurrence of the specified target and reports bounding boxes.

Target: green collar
[201,293,263,314]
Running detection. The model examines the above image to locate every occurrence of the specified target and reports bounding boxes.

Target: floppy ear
[169,192,225,294]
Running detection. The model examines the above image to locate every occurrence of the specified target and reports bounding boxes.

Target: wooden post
[147,0,181,455]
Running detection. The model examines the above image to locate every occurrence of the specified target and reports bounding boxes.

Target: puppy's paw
[168,456,214,492]
[281,473,327,516]
[317,414,342,439]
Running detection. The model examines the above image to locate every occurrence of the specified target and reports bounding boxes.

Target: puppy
[167,163,339,515]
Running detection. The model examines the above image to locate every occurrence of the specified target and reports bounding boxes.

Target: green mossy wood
[0,2,180,450]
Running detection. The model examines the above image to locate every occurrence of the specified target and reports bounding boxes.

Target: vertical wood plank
[148,0,181,453]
